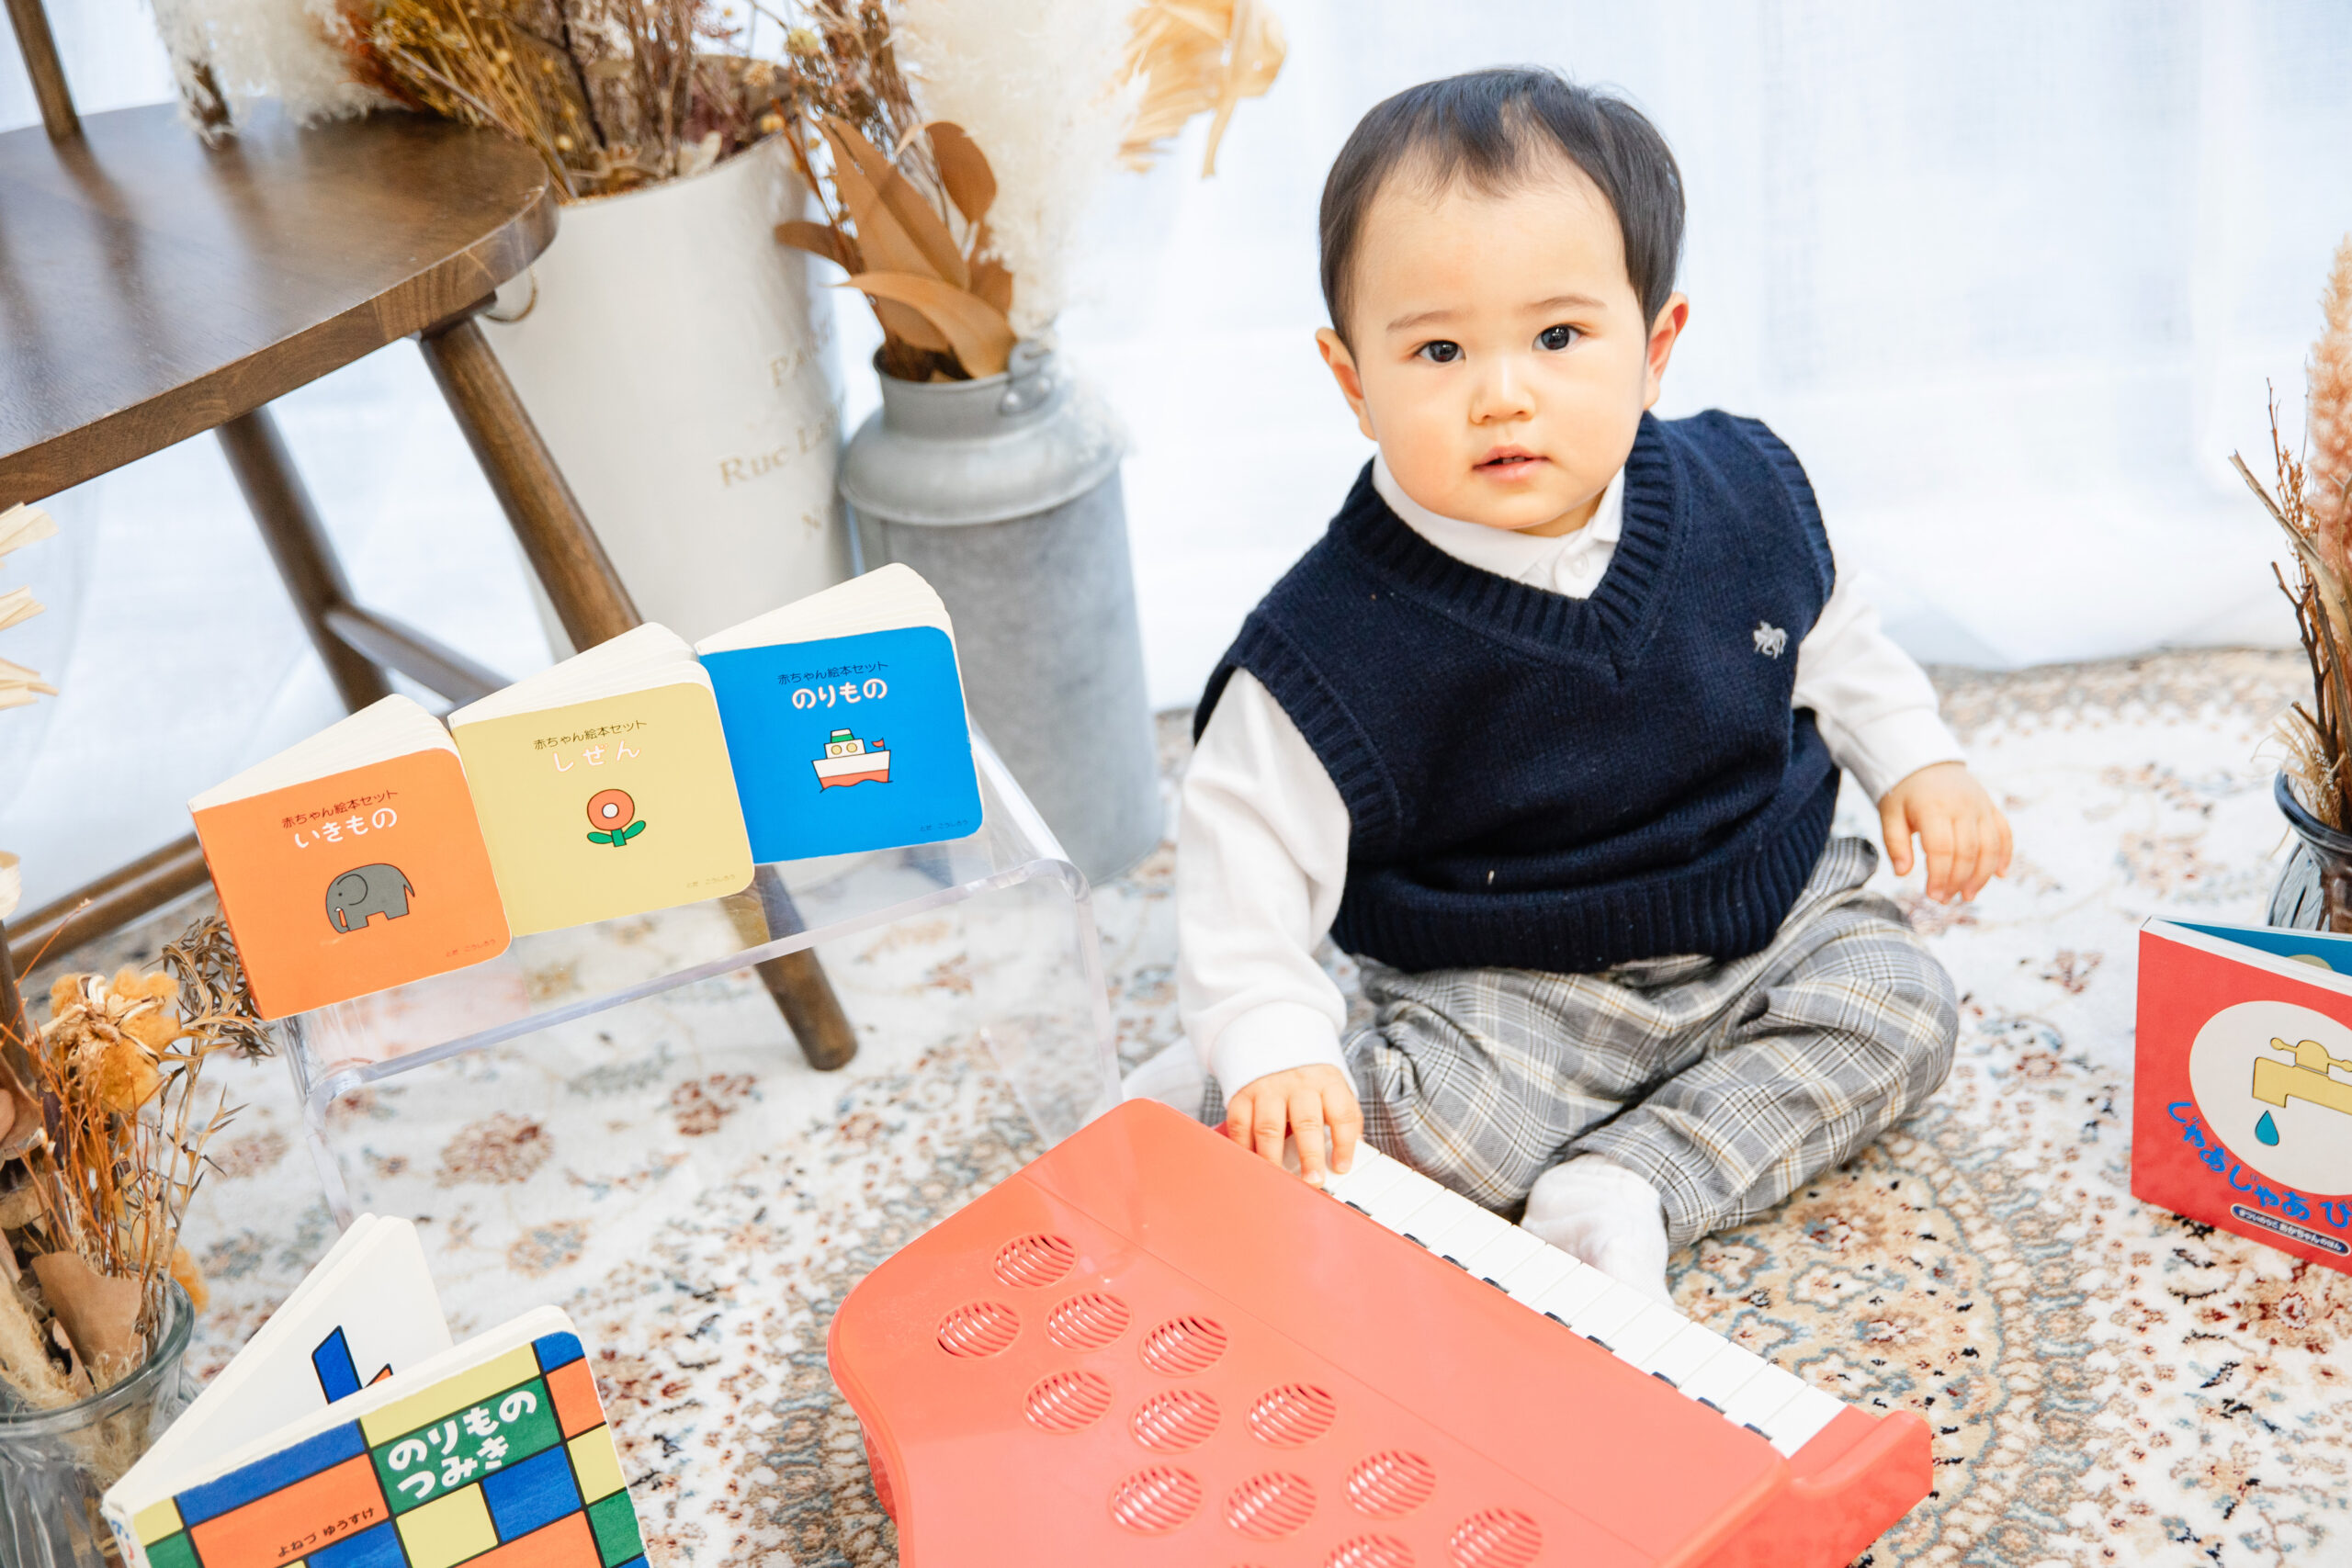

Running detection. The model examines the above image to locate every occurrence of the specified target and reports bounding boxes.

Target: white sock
[1121,1039,1208,1119]
[1521,1156,1672,1304]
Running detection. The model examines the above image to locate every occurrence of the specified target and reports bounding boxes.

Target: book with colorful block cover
[105,1303,644,1568]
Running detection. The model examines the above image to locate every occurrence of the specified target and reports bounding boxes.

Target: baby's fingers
[1292,1089,1329,1187]
[1962,811,2002,900]
[1879,795,1915,877]
[1918,814,1956,902]
[1328,1085,1363,1177]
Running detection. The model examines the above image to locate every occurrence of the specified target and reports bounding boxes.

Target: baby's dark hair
[1318,68,1685,343]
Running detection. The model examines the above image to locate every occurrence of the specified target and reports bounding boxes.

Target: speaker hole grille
[1448,1508,1542,1568]
[1347,1450,1437,1517]
[1140,1314,1229,1375]
[1327,1534,1415,1568]
[1226,1472,1317,1540]
[1046,1292,1130,1350]
[993,1233,1078,1288]
[1110,1466,1203,1535]
[1130,1389,1219,1452]
[1248,1383,1338,1447]
[934,1300,1018,1358]
[1024,1371,1113,1433]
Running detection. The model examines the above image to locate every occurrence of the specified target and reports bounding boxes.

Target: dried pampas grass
[148,0,390,132]
[2311,234,2352,556]
[894,0,1139,338]
[2242,233,2352,830]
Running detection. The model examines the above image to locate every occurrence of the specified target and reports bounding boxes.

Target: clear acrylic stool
[277,735,1120,1224]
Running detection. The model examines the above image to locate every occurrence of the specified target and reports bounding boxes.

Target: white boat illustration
[813,728,890,788]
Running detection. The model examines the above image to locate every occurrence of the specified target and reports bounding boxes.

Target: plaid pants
[1340,837,1957,1246]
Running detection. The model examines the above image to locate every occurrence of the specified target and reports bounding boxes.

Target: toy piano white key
[1363,1170,1453,1233]
[1457,1224,1546,1286]
[1528,1259,1611,1324]
[1325,1152,1413,1213]
[1606,1302,1687,1366]
[1761,1386,1849,1458]
[1422,1203,1515,1265]
[1560,1277,1649,1348]
[1397,1186,1481,1247]
[1492,1245,1578,1306]
[1674,1338,1770,1410]
[1717,1363,1807,1432]
[1640,1319,1729,1386]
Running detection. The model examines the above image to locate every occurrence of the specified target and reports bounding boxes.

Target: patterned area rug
[37,649,2352,1568]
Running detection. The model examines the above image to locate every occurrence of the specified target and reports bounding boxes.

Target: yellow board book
[449,625,753,935]
[189,697,510,1020]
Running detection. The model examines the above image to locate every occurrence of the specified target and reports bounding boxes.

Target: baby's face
[1318,158,1684,536]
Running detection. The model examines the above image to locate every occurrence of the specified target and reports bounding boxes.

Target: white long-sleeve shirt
[1177,456,1964,1096]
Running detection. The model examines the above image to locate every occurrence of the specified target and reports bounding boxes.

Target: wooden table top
[0,102,558,506]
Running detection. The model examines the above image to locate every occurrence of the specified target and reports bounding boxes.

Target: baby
[1165,68,2012,1303]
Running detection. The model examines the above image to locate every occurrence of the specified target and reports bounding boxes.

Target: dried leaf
[925,121,996,228]
[1202,0,1285,176]
[0,586,42,635]
[823,118,969,290]
[0,1172,39,1230]
[970,254,1015,317]
[843,271,1015,378]
[0,503,57,560]
[29,1251,142,1384]
[775,220,865,275]
[0,1275,79,1407]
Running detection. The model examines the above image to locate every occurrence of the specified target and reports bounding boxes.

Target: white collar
[1370,454,1623,585]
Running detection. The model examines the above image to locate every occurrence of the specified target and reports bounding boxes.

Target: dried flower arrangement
[775,0,1285,379]
[0,916,263,1420]
[152,0,792,199]
[147,0,1283,376]
[2239,234,2352,829]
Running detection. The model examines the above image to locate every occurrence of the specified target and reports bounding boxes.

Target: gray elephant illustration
[325,864,415,933]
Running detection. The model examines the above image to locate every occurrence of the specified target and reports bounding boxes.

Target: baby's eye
[1417,340,1463,365]
[1538,323,1580,351]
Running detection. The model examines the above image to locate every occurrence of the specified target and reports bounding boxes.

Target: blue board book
[696,567,984,862]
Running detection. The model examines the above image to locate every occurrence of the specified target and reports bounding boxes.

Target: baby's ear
[1315,327,1377,442]
[1643,294,1691,410]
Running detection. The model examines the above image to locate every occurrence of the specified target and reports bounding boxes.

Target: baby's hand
[1223,1064,1363,1188]
[1878,761,2012,903]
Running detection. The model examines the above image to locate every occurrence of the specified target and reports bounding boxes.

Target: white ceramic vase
[481,138,848,649]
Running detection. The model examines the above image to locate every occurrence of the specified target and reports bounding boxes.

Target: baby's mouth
[1477,448,1544,474]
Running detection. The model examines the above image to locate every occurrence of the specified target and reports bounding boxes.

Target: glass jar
[0,1281,195,1568]
[2269,772,2352,932]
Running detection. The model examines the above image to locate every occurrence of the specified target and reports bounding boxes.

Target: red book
[2134,919,2352,1273]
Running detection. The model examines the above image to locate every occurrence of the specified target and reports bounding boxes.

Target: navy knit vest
[1196,411,1838,976]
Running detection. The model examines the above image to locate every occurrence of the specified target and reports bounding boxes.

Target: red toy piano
[831,1100,1929,1566]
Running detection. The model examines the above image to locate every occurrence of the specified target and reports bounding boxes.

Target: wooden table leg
[418,314,859,1071]
[219,407,394,715]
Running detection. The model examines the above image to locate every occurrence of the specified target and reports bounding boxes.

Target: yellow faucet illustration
[2253,1037,2352,1118]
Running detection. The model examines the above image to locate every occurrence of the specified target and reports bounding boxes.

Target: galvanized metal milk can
[839,343,1160,884]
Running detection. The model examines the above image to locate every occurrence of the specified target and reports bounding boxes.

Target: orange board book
[190,696,510,1020]
[447,625,753,937]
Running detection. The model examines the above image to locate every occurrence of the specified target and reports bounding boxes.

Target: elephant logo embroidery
[325,864,414,933]
[586,788,647,847]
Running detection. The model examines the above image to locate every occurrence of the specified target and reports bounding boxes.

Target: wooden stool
[0,8,854,1069]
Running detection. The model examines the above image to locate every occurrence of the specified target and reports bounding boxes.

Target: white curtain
[5,1,2349,908]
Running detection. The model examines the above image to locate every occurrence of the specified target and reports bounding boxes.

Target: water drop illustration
[2256,1110,2280,1146]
